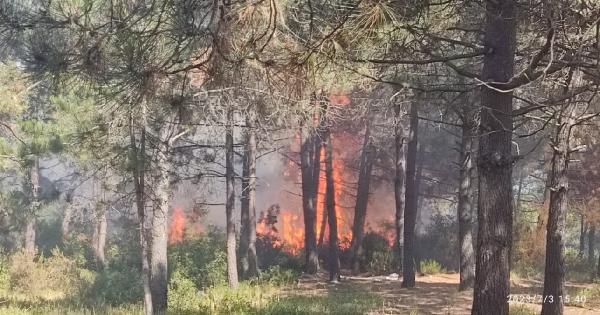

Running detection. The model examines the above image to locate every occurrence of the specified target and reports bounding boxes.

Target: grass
[0,283,381,315]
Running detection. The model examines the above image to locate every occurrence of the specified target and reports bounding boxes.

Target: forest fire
[168,207,186,244]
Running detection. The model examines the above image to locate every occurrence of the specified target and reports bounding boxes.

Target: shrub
[168,270,202,313]
[419,259,444,275]
[260,265,300,285]
[169,227,227,289]
[7,249,90,300]
[416,213,458,271]
[85,267,143,306]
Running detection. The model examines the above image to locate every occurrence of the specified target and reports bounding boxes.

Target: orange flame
[169,207,186,244]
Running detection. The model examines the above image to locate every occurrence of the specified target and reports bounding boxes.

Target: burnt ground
[287,272,600,315]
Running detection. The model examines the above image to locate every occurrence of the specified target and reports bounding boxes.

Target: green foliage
[168,228,228,289]
[85,267,143,307]
[419,259,444,275]
[6,249,92,300]
[360,232,394,275]
[0,61,27,118]
[509,304,537,315]
[416,213,458,271]
[168,270,202,313]
[259,265,300,285]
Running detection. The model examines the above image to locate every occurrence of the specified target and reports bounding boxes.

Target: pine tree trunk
[472,1,517,313]
[151,139,171,313]
[130,113,153,315]
[93,205,107,270]
[61,193,74,242]
[301,127,319,273]
[324,128,340,282]
[579,218,586,258]
[458,121,476,291]
[350,124,376,274]
[588,227,596,266]
[394,103,406,272]
[225,108,239,288]
[240,112,260,278]
[402,100,419,288]
[24,158,39,256]
[541,106,575,315]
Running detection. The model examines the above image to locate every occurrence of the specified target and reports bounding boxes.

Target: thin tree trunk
[324,128,340,282]
[401,100,419,288]
[541,104,575,315]
[318,187,327,247]
[589,227,596,266]
[93,205,107,270]
[225,108,239,288]
[130,112,153,315]
[300,126,320,273]
[61,192,74,242]
[579,218,586,258]
[394,102,405,272]
[240,112,260,278]
[151,138,171,313]
[24,158,39,256]
[413,146,424,274]
[350,124,376,274]
[472,1,517,314]
[458,121,476,291]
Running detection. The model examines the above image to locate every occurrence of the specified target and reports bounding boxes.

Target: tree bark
[130,112,153,315]
[225,108,239,288]
[350,124,376,274]
[300,126,320,273]
[588,226,596,266]
[150,138,171,313]
[61,192,74,242]
[541,104,575,315]
[323,128,340,282]
[402,100,419,288]
[472,1,517,314]
[458,120,476,291]
[240,112,260,278]
[579,218,586,258]
[394,102,406,272]
[24,158,39,256]
[92,204,107,270]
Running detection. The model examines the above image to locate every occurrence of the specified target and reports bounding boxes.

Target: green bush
[169,227,227,289]
[7,249,91,300]
[85,267,143,306]
[168,270,202,313]
[360,232,395,275]
[260,265,300,285]
[419,259,444,275]
[416,214,458,271]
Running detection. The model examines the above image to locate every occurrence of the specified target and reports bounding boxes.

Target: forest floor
[289,272,600,315]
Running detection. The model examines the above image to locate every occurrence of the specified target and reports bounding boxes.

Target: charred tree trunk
[589,226,596,266]
[350,124,376,274]
[150,138,171,313]
[394,103,406,272]
[24,158,40,256]
[225,108,239,288]
[541,105,575,315]
[324,128,340,282]
[472,1,517,314]
[300,126,320,273]
[130,113,153,315]
[92,204,107,270]
[458,119,476,291]
[240,112,260,278]
[401,100,419,288]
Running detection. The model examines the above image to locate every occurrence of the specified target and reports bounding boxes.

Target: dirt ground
[291,272,600,315]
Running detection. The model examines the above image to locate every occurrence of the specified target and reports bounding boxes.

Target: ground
[288,272,600,315]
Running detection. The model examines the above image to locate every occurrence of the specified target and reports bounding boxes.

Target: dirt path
[292,272,599,315]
